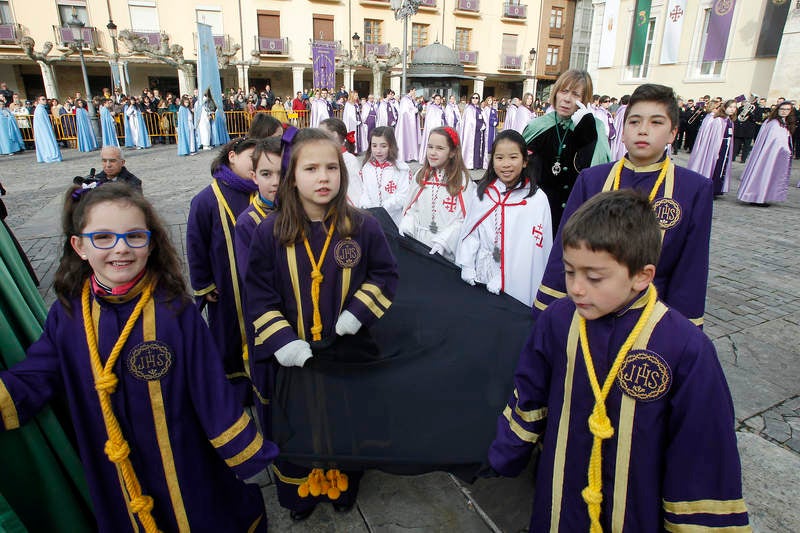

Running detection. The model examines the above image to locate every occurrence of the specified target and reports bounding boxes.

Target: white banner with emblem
[660,0,687,64]
[598,0,621,68]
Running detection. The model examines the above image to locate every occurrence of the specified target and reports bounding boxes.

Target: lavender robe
[737,118,793,204]
[444,102,461,130]
[611,104,627,160]
[481,106,499,169]
[687,115,733,194]
[376,98,398,128]
[533,160,712,326]
[361,101,377,147]
[0,285,276,532]
[489,294,749,532]
[396,95,420,162]
[460,104,485,170]
[186,177,253,399]
[510,106,534,135]
[418,103,444,162]
[343,102,364,153]
[310,98,330,128]
[245,213,398,512]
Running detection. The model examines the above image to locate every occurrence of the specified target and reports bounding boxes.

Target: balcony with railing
[53,25,98,49]
[360,0,390,6]
[364,42,390,57]
[502,3,527,20]
[132,30,161,46]
[458,50,479,66]
[499,54,522,70]
[455,0,480,15]
[258,36,289,56]
[419,0,438,9]
[0,23,22,43]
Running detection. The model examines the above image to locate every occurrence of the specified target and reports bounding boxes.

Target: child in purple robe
[0,182,277,532]
[186,137,259,404]
[737,101,795,205]
[533,84,712,328]
[244,128,398,521]
[399,126,473,261]
[486,189,749,532]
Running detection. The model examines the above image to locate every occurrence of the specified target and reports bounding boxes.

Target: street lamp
[68,9,100,142]
[391,0,421,96]
[106,19,124,94]
[352,32,361,61]
[526,47,538,99]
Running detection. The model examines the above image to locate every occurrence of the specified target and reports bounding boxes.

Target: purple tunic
[687,115,733,194]
[533,160,712,326]
[481,106,499,169]
[489,294,749,532]
[234,197,274,277]
[186,177,253,396]
[737,118,793,204]
[0,283,276,532]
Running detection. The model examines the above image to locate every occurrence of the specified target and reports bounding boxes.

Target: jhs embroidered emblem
[385,181,397,194]
[442,196,458,213]
[532,224,544,248]
[334,238,361,268]
[127,341,174,381]
[651,198,682,230]
[617,350,672,402]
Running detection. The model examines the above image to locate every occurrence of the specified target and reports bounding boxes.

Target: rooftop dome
[408,41,465,77]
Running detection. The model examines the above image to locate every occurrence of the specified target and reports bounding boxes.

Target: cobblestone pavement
[1,143,799,532]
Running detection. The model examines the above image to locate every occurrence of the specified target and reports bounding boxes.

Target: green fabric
[0,493,27,533]
[522,111,611,168]
[0,223,94,532]
[628,0,652,66]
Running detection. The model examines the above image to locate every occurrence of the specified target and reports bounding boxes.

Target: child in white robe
[358,126,411,228]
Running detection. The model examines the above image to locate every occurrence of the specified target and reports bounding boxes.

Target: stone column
[473,76,486,97]
[768,6,800,102]
[38,62,59,99]
[523,76,537,97]
[237,64,250,92]
[372,68,383,96]
[343,66,354,91]
[390,71,401,94]
[292,66,305,94]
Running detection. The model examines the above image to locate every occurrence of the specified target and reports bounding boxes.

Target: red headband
[443,126,460,148]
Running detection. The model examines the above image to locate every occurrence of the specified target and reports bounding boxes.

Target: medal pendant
[492,246,501,262]
[551,161,562,175]
[429,221,438,234]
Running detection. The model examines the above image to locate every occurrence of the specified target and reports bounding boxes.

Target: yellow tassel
[309,480,321,497]
[297,483,310,498]
[328,487,341,500]
[336,472,349,492]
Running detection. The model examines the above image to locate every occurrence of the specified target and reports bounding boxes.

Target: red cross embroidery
[443,196,458,213]
[669,6,684,22]
[532,224,544,248]
[385,181,397,194]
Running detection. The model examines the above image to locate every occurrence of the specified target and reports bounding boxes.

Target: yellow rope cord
[613,157,672,202]
[81,279,161,533]
[302,217,337,342]
[577,284,657,533]
[296,468,349,500]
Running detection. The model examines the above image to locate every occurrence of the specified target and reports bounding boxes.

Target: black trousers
[732,137,753,163]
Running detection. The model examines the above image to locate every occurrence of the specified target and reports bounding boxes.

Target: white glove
[274,339,313,367]
[487,275,502,295]
[461,267,477,286]
[398,215,414,237]
[571,101,592,128]
[335,310,362,336]
[429,242,445,256]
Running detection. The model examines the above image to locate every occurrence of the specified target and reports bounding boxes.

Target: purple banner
[703,0,736,62]
[312,42,336,90]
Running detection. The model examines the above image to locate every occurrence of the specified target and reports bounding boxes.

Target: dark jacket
[96,166,142,191]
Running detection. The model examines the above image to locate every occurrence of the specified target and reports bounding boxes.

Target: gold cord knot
[104,439,131,463]
[581,486,603,505]
[129,494,155,514]
[95,373,119,394]
[311,270,323,283]
[588,409,614,440]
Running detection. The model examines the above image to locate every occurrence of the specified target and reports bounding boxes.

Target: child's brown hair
[417,126,468,197]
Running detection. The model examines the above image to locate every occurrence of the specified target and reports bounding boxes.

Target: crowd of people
[0,68,762,532]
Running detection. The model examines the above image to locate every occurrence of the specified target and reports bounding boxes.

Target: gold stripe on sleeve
[664,521,751,532]
[248,211,261,225]
[354,291,385,318]
[0,379,20,430]
[286,245,306,341]
[225,433,264,468]
[550,312,580,531]
[193,283,217,297]
[539,285,568,299]
[503,406,540,443]
[663,499,749,516]
[210,411,250,448]
[271,464,307,485]
[254,319,292,346]
[689,316,704,326]
[253,310,284,331]
[533,298,548,311]
[361,282,392,309]
[511,389,548,422]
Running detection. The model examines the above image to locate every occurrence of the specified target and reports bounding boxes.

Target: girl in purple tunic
[0,183,276,532]
[186,138,259,405]
[244,128,398,521]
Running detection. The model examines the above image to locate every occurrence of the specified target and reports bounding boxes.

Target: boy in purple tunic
[186,138,258,404]
[0,183,277,532]
[487,189,749,532]
[245,129,398,521]
[533,84,712,327]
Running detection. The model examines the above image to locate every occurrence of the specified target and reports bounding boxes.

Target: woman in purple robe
[481,96,499,169]
[395,87,420,162]
[460,93,485,170]
[737,101,795,206]
[687,99,736,196]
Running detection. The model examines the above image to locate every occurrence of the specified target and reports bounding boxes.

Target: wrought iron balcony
[0,23,22,43]
[503,3,527,19]
[455,0,479,13]
[420,0,438,7]
[499,54,522,70]
[132,30,161,47]
[458,50,479,65]
[54,25,97,48]
[258,37,289,55]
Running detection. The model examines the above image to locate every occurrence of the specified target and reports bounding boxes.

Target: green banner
[628,0,652,66]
